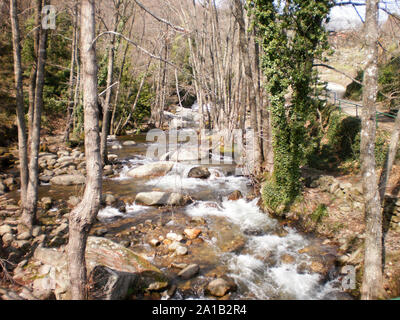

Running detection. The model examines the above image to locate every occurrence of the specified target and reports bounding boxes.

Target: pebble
[178,264,200,280]
[167,232,183,242]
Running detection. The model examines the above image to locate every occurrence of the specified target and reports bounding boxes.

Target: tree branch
[132,0,190,34]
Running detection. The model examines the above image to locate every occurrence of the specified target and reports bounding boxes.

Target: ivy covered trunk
[250,0,331,210]
[360,0,384,301]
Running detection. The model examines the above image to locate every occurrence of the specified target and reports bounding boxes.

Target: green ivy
[249,0,332,210]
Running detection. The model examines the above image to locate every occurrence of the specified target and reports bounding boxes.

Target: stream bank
[0,130,354,300]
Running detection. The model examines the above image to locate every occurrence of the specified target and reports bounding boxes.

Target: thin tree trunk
[10,0,29,214]
[21,0,49,233]
[64,1,79,143]
[68,0,102,300]
[379,112,400,202]
[100,4,119,165]
[361,0,385,300]
[28,0,42,146]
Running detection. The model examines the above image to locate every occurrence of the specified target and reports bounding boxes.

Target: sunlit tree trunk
[361,0,385,300]
[10,0,29,217]
[68,0,102,300]
[21,0,49,233]
[64,0,79,143]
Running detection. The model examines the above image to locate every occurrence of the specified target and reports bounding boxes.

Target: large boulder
[88,266,138,300]
[127,162,174,179]
[188,167,211,179]
[50,174,86,186]
[135,192,190,207]
[29,237,168,300]
[206,278,237,297]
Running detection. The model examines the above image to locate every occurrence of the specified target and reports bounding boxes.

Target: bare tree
[64,0,80,143]
[68,0,103,300]
[20,0,50,234]
[9,0,29,222]
[360,0,385,300]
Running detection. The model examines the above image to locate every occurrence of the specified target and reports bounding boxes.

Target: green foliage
[311,204,329,223]
[249,0,333,210]
[344,70,363,101]
[326,111,361,160]
[308,109,393,171]
[345,56,400,108]
[262,175,292,212]
[22,11,73,116]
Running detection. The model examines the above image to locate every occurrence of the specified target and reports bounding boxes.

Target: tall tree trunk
[21,0,49,233]
[100,2,120,165]
[379,112,400,202]
[233,0,262,173]
[68,0,102,300]
[64,1,79,143]
[28,0,42,145]
[10,0,29,215]
[361,0,385,300]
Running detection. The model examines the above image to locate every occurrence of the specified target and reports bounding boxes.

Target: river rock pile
[36,148,119,186]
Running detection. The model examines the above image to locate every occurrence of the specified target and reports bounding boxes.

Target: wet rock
[188,167,211,179]
[108,154,118,162]
[102,194,117,207]
[206,278,236,298]
[170,263,188,269]
[111,144,122,150]
[122,141,137,146]
[168,241,187,255]
[175,246,188,256]
[220,237,246,253]
[135,192,190,207]
[310,261,329,275]
[167,232,184,242]
[228,190,243,201]
[178,264,200,280]
[41,197,53,210]
[103,165,114,176]
[184,228,202,240]
[280,254,296,265]
[147,281,169,292]
[127,162,174,179]
[50,174,85,186]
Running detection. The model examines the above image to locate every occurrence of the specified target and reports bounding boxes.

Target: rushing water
[96,135,347,300]
[5,130,347,300]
